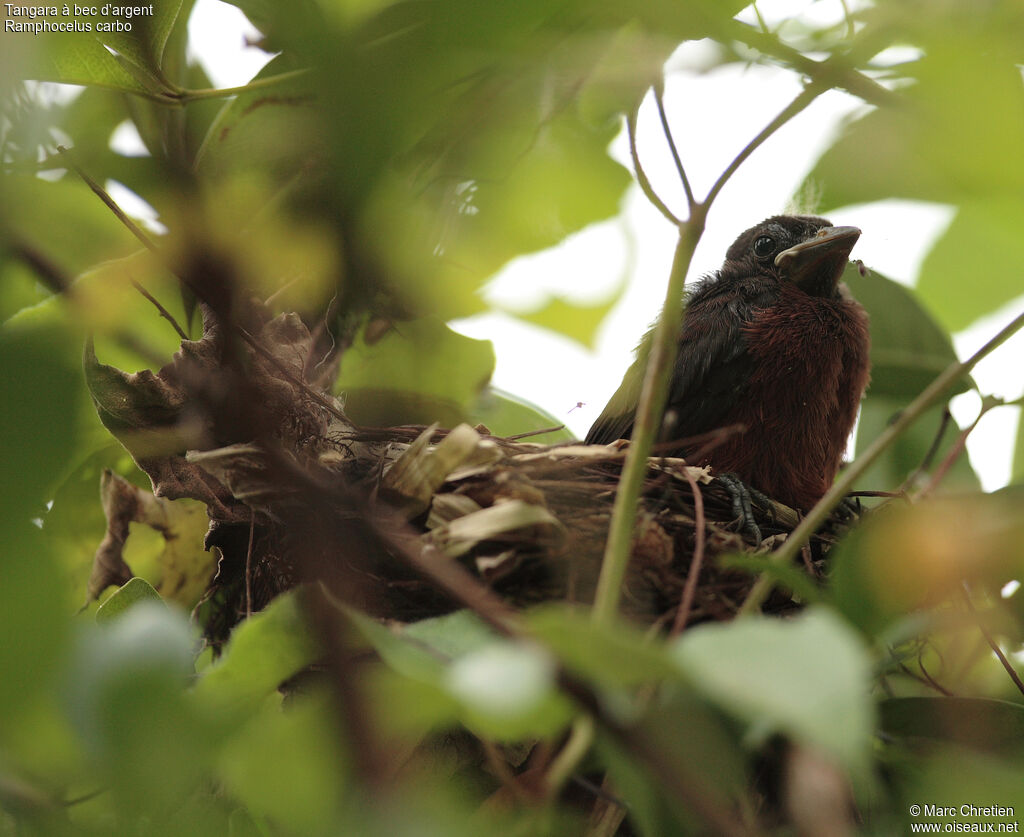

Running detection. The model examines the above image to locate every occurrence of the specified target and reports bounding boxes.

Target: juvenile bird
[586,215,871,511]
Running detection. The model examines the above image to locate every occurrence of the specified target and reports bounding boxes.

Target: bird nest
[85,306,857,645]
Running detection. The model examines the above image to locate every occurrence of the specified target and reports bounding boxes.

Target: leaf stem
[739,307,1024,614]
[626,108,682,227]
[704,82,822,207]
[653,84,696,211]
[172,69,311,103]
[592,215,706,623]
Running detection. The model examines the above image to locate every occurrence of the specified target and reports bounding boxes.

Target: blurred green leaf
[0,175,139,288]
[807,11,1024,209]
[194,590,317,714]
[0,524,69,719]
[528,604,679,688]
[43,33,155,94]
[400,609,498,661]
[671,607,874,771]
[352,608,570,740]
[194,54,318,181]
[888,744,1024,832]
[503,293,623,351]
[0,317,81,518]
[596,688,749,837]
[443,639,571,740]
[916,198,1024,333]
[831,493,1024,638]
[20,0,184,93]
[844,265,970,400]
[469,387,573,442]
[68,602,207,815]
[217,691,344,833]
[96,0,185,81]
[854,397,979,494]
[95,576,164,623]
[880,697,1024,759]
[335,317,495,427]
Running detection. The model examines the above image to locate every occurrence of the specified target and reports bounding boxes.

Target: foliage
[2,1,1024,835]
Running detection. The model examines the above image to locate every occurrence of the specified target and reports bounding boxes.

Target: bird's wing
[585,285,756,447]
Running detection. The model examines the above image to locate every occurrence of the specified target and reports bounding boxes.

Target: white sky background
[181,0,1023,490]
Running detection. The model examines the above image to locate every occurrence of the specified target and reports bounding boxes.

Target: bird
[585,215,871,511]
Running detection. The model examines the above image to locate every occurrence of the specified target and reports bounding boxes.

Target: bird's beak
[775,225,861,296]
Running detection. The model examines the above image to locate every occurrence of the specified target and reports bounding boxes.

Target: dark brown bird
[586,215,871,510]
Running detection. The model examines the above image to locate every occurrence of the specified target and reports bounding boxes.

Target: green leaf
[42,32,154,93]
[502,293,623,351]
[95,576,164,623]
[96,0,184,81]
[889,744,1024,832]
[352,609,572,740]
[194,590,317,714]
[880,697,1024,759]
[843,265,970,401]
[1,175,139,291]
[854,398,979,494]
[0,524,69,718]
[671,608,874,771]
[804,19,1024,210]
[69,602,209,814]
[0,323,74,508]
[469,387,573,443]
[345,608,477,683]
[717,552,822,605]
[443,639,570,739]
[527,604,679,688]
[830,493,1023,638]
[399,610,499,661]
[335,317,495,427]
[194,54,317,180]
[916,198,1024,333]
[217,692,344,833]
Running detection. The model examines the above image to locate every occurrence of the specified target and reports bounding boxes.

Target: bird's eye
[753,236,775,258]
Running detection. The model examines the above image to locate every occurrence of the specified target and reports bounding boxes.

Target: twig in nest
[671,465,706,636]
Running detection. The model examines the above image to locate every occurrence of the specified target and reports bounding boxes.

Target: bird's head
[723,215,861,298]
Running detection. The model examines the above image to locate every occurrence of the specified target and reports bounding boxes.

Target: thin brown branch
[12,241,70,294]
[505,424,566,440]
[626,107,683,227]
[653,84,695,211]
[704,83,822,207]
[56,146,162,256]
[962,585,1024,698]
[896,661,954,697]
[671,465,706,635]
[900,407,953,492]
[916,397,1006,499]
[130,279,189,341]
[245,510,255,619]
[727,21,900,109]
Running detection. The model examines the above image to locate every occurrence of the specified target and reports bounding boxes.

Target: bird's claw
[716,473,763,546]
[834,494,862,523]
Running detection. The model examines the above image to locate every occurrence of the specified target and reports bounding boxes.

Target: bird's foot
[716,473,765,547]
[833,494,863,523]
